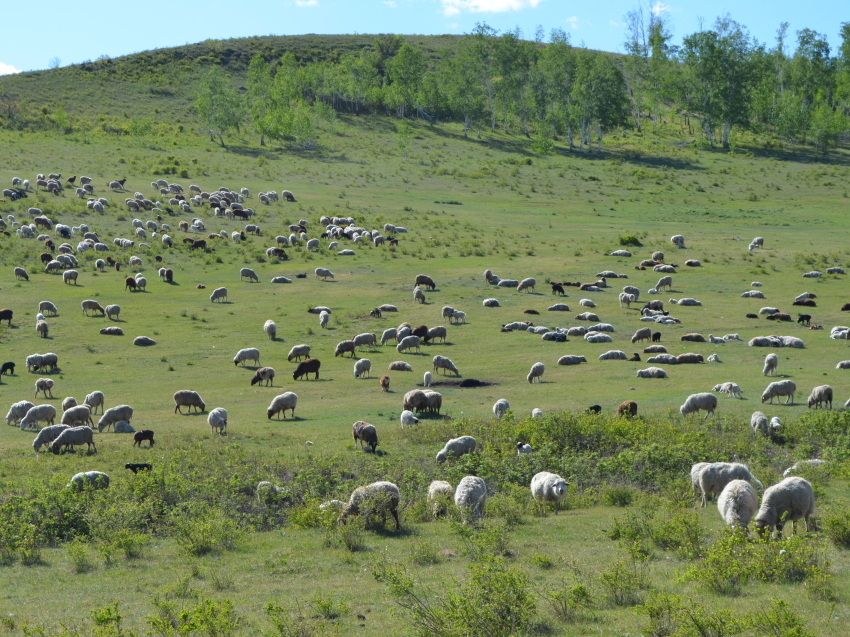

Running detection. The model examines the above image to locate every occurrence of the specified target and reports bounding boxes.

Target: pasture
[0,112,850,636]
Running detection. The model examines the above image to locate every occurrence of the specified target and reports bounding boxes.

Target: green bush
[544,581,595,622]
[618,234,643,247]
[603,485,636,507]
[599,556,648,607]
[820,504,850,548]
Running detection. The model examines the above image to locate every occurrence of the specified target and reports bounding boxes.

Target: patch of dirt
[417,379,497,388]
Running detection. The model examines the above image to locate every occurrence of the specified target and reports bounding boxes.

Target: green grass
[0,66,849,635]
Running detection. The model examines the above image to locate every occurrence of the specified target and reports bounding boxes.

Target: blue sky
[0,0,846,75]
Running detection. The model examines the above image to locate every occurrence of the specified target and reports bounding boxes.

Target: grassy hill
[0,33,849,637]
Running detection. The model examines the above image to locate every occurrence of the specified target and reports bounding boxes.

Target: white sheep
[314,267,334,280]
[353,359,372,378]
[698,462,762,507]
[34,378,54,398]
[319,311,329,329]
[208,407,228,434]
[708,334,725,344]
[636,367,668,379]
[454,476,487,520]
[20,404,57,431]
[722,334,741,341]
[782,459,827,478]
[433,355,459,376]
[61,397,77,411]
[423,371,432,387]
[712,382,743,399]
[517,277,536,293]
[97,405,133,432]
[84,391,105,414]
[428,480,453,518]
[754,477,814,538]
[717,480,758,531]
[397,335,421,353]
[233,348,261,367]
[690,462,710,496]
[493,398,510,418]
[68,471,109,490]
[558,355,587,365]
[338,481,401,530]
[761,380,796,405]
[750,411,771,437]
[38,301,58,316]
[436,436,477,463]
[287,345,311,362]
[32,424,70,452]
[400,410,419,427]
[263,319,277,340]
[807,385,832,409]
[61,405,93,427]
[598,349,626,360]
[483,298,500,307]
[5,400,35,426]
[618,292,636,308]
[526,362,545,383]
[530,471,569,514]
[532,408,543,418]
[267,392,297,419]
[240,267,259,283]
[210,287,228,303]
[679,393,718,419]
[762,354,778,376]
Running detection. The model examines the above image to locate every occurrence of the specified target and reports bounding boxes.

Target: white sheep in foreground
[208,407,228,434]
[527,362,545,383]
[51,426,97,453]
[400,410,419,427]
[267,393,298,420]
[428,481,453,518]
[762,353,778,376]
[436,436,477,463]
[698,462,762,507]
[493,399,510,418]
[339,481,400,530]
[679,393,718,419]
[783,459,827,478]
[754,477,814,537]
[353,359,372,378]
[712,382,743,399]
[717,480,758,531]
[762,380,796,405]
[68,471,110,490]
[454,476,487,520]
[530,471,569,514]
[233,348,261,367]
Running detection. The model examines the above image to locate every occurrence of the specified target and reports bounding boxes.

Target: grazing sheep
[717,480,758,531]
[413,286,426,304]
[380,328,398,346]
[782,459,827,478]
[531,472,569,514]
[83,391,105,415]
[60,405,93,427]
[81,300,105,316]
[250,367,275,387]
[283,345,311,363]
[531,408,543,419]
[267,392,298,419]
[39,301,58,316]
[698,462,762,507]
[210,287,228,303]
[6,400,34,427]
[68,471,109,490]
[517,277,536,293]
[61,397,77,411]
[97,405,133,432]
[454,476,487,520]
[750,411,774,438]
[36,321,49,338]
[293,358,321,380]
[679,393,718,419]
[492,398,510,418]
[557,355,587,365]
[263,320,277,340]
[353,359,372,378]
[631,328,653,344]
[32,424,70,452]
[353,333,377,351]
[389,361,413,372]
[208,407,228,434]
[314,267,335,280]
[174,390,205,414]
[51,426,96,454]
[424,326,447,343]
[636,367,668,379]
[233,348,261,367]
[400,410,419,427]
[436,436,477,463]
[339,481,400,530]
[428,481,453,518]
[617,401,638,418]
[762,380,796,404]
[807,385,833,409]
[433,355,459,376]
[239,267,259,283]
[396,336,421,354]
[380,375,390,392]
[754,477,814,538]
[133,430,155,447]
[712,382,743,399]
[20,404,57,431]
[352,421,378,452]
[415,274,436,290]
[104,304,120,320]
[644,345,667,353]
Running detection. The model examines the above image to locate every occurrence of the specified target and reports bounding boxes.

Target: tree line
[197,12,850,154]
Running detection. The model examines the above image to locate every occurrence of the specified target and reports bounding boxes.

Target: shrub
[599,556,648,607]
[603,485,636,507]
[820,504,850,548]
[67,538,94,574]
[618,234,643,247]
[747,598,815,637]
[544,581,595,623]
[172,506,242,556]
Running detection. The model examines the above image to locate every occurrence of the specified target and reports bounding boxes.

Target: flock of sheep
[0,175,837,538]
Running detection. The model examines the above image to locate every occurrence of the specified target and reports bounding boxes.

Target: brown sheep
[380,375,390,392]
[677,353,705,364]
[617,401,638,418]
[293,358,321,380]
[766,312,793,322]
[792,299,816,307]
[190,239,207,250]
[524,309,540,315]
[680,333,706,343]
[411,325,429,339]
[631,327,652,344]
[124,277,137,291]
[165,268,173,282]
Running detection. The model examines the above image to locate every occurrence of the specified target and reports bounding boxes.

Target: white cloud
[294,0,318,6]
[0,62,22,76]
[440,0,544,17]
[566,15,579,29]
[609,19,620,27]
[651,1,669,16]
[383,0,396,6]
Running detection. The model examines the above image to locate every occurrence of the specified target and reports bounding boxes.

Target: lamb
[717,480,759,531]
[319,311,330,329]
[381,375,390,391]
[433,355,459,376]
[6,400,34,426]
[133,430,155,447]
[81,300,105,316]
[287,345,311,362]
[174,390,206,414]
[761,380,796,405]
[267,392,298,419]
[97,405,133,432]
[698,462,762,507]
[636,367,668,379]
[517,277,536,293]
[51,426,97,454]
[400,410,419,427]
[712,382,743,399]
[293,358,321,380]
[250,367,275,386]
[754,477,814,538]
[338,481,400,530]
[233,348,261,367]
[314,268,335,280]
[389,361,413,372]
[434,435,479,464]
[210,287,228,303]
[807,385,833,409]
[396,336,421,354]
[61,405,93,427]
[530,472,569,514]
[32,424,70,452]
[619,292,636,308]
[84,391,105,414]
[68,471,109,490]
[264,320,277,340]
[353,359,372,378]
[207,407,228,434]
[34,377,54,398]
[557,355,587,365]
[679,393,718,419]
[352,421,379,452]
[454,476,487,520]
[428,481,453,518]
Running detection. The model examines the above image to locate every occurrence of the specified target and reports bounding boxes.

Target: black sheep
[1,362,14,375]
[651,332,661,343]
[551,283,565,296]
[797,314,812,325]
[125,463,152,474]
[746,313,759,319]
[586,405,602,414]
[133,430,155,447]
